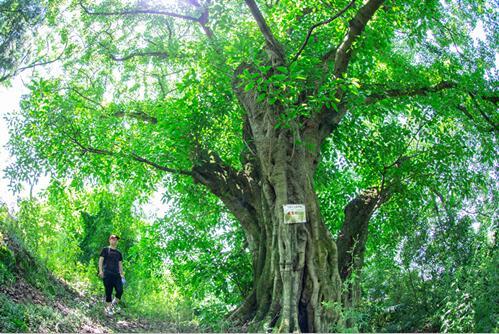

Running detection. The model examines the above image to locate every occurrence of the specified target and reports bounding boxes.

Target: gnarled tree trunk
[190,1,386,331]
[192,78,343,332]
[215,62,343,331]
[233,135,342,332]
[247,136,342,332]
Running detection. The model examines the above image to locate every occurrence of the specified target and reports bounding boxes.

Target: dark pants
[103,273,123,303]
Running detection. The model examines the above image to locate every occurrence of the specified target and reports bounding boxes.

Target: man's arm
[98,256,104,277]
[119,261,124,278]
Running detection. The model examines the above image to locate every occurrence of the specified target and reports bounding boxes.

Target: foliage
[2,183,250,330]
[0,0,64,82]
[6,0,496,192]
[0,293,28,332]
[0,244,16,285]
[359,191,498,332]
[438,233,498,333]
[160,189,252,305]
[0,0,43,81]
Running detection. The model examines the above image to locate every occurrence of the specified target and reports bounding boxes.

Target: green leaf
[276,66,288,74]
[244,82,255,92]
[257,93,266,103]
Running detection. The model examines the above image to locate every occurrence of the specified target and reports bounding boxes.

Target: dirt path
[80,314,181,333]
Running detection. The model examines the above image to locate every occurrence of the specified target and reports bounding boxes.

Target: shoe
[105,307,114,317]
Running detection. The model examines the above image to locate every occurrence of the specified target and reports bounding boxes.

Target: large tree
[7,0,497,332]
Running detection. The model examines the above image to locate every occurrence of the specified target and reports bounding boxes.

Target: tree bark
[237,135,342,333]
[205,65,341,333]
[336,187,392,326]
[189,1,387,329]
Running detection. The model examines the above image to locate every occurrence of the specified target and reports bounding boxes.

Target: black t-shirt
[100,247,123,276]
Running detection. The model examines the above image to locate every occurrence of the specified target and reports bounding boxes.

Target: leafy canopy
[7,0,497,198]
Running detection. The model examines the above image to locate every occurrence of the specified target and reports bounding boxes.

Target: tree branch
[336,185,392,282]
[79,0,215,39]
[291,0,355,63]
[364,81,456,104]
[336,148,416,284]
[68,134,259,234]
[467,92,498,132]
[480,95,499,105]
[308,0,385,146]
[191,149,260,240]
[69,135,192,176]
[129,152,191,175]
[363,82,498,132]
[244,0,285,65]
[0,50,64,83]
[109,51,169,62]
[79,0,200,21]
[326,0,385,76]
[184,0,214,38]
[69,87,159,124]
[69,87,105,108]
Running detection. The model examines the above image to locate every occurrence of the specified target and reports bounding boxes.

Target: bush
[0,293,28,332]
[0,246,16,285]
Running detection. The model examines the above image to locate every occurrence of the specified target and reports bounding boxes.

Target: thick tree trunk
[192,108,395,332]
[246,157,342,332]
[195,136,343,333]
[231,144,342,332]
[223,66,342,332]
[208,1,386,330]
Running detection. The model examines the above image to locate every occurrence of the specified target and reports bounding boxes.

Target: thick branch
[364,81,456,104]
[69,134,258,240]
[336,186,391,282]
[80,1,214,39]
[336,150,419,286]
[191,149,260,240]
[129,152,191,175]
[244,0,285,65]
[332,0,384,77]
[184,0,214,38]
[310,0,384,145]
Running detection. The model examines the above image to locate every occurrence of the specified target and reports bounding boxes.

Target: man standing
[98,234,125,316]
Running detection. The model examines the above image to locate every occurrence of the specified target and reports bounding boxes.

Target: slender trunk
[336,187,392,326]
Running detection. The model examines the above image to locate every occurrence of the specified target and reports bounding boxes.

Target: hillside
[0,220,174,333]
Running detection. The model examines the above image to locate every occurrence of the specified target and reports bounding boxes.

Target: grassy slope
[0,221,178,333]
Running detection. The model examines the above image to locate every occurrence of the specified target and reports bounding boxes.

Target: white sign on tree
[283,204,306,224]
